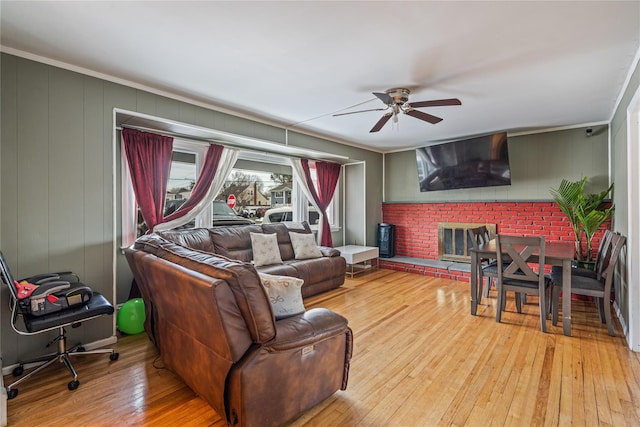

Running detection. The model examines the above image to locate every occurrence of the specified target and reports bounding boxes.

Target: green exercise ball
[117,298,145,335]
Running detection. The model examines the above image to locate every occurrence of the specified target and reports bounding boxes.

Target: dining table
[470,238,575,336]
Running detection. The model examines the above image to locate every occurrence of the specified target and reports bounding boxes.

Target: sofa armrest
[319,246,341,257]
[266,308,348,352]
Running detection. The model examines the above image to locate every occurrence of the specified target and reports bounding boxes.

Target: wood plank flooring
[5,269,640,426]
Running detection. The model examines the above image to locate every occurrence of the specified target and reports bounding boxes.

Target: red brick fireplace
[379,201,610,281]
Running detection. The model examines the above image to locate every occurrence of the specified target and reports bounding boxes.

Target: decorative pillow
[250,233,283,267]
[258,273,305,320]
[289,232,323,260]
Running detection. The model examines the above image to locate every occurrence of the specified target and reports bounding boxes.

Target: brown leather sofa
[124,225,352,426]
[156,221,346,298]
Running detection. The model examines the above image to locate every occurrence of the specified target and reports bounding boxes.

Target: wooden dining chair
[467,226,498,303]
[550,229,614,282]
[496,235,551,332]
[551,233,626,336]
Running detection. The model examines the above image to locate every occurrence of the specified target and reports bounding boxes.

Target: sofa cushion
[283,221,313,234]
[286,257,345,289]
[157,228,215,253]
[209,225,263,262]
[255,263,299,277]
[289,232,323,260]
[261,223,296,261]
[134,233,169,255]
[258,273,305,320]
[250,232,283,267]
[267,308,349,351]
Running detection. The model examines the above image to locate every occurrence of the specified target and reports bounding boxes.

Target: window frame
[122,141,341,248]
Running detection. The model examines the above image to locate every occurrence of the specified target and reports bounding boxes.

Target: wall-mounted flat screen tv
[416,132,511,192]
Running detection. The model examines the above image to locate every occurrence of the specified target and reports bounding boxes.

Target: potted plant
[550,177,614,263]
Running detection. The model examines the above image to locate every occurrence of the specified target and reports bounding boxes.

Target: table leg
[471,251,478,315]
[562,259,572,336]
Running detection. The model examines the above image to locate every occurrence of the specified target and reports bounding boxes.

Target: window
[293,161,339,230]
[134,150,198,235]
[122,139,340,247]
[223,161,338,229]
[122,138,211,246]
[221,168,284,218]
[166,152,196,202]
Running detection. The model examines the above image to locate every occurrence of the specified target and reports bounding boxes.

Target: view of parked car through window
[135,157,336,236]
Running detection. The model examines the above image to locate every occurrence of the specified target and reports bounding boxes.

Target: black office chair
[0,251,118,399]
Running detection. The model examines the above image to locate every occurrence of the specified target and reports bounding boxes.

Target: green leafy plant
[550,177,614,262]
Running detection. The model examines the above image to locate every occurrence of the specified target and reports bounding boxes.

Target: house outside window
[123,141,340,245]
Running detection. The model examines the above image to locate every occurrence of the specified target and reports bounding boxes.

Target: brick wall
[380,201,611,277]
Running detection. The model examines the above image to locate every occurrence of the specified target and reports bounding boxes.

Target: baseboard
[613,301,632,349]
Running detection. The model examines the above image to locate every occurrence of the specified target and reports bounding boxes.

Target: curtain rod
[116,124,297,161]
[116,124,349,164]
[116,125,218,146]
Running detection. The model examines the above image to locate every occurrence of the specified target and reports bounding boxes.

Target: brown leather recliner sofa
[157,221,346,298]
[124,223,352,426]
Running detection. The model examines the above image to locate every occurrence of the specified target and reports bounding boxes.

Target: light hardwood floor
[5,269,640,426]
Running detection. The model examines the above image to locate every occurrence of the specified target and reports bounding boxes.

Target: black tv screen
[415,132,511,192]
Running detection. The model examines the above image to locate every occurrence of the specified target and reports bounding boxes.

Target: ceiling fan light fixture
[386,88,411,106]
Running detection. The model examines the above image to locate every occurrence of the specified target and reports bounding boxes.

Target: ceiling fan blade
[407,98,462,108]
[370,113,393,133]
[405,109,443,124]
[333,108,387,117]
[373,92,393,105]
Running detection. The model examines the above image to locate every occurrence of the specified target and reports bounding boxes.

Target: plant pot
[572,260,596,271]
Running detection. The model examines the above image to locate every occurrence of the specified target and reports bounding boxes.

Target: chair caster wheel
[12,365,24,376]
[7,389,18,399]
[110,352,119,361]
[68,380,80,391]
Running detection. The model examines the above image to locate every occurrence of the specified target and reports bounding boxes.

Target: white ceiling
[1,1,639,152]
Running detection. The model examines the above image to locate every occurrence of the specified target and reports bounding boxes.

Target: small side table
[335,245,379,277]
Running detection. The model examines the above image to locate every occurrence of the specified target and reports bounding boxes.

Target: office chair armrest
[31,281,71,297]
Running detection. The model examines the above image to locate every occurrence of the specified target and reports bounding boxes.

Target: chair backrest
[467,227,485,250]
[496,235,546,286]
[0,251,19,300]
[600,233,626,286]
[594,230,614,278]
[467,225,491,250]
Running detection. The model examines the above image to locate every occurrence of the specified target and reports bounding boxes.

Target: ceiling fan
[333,88,461,133]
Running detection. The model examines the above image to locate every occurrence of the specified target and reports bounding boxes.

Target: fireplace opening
[438,222,496,262]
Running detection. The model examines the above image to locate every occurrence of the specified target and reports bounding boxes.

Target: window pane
[221,168,292,220]
[136,151,196,236]
[167,152,196,201]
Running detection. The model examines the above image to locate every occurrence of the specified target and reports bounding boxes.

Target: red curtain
[301,159,341,247]
[162,144,224,223]
[122,128,173,233]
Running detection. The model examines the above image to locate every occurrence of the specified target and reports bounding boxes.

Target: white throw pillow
[258,272,305,320]
[289,232,323,260]
[250,232,283,267]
